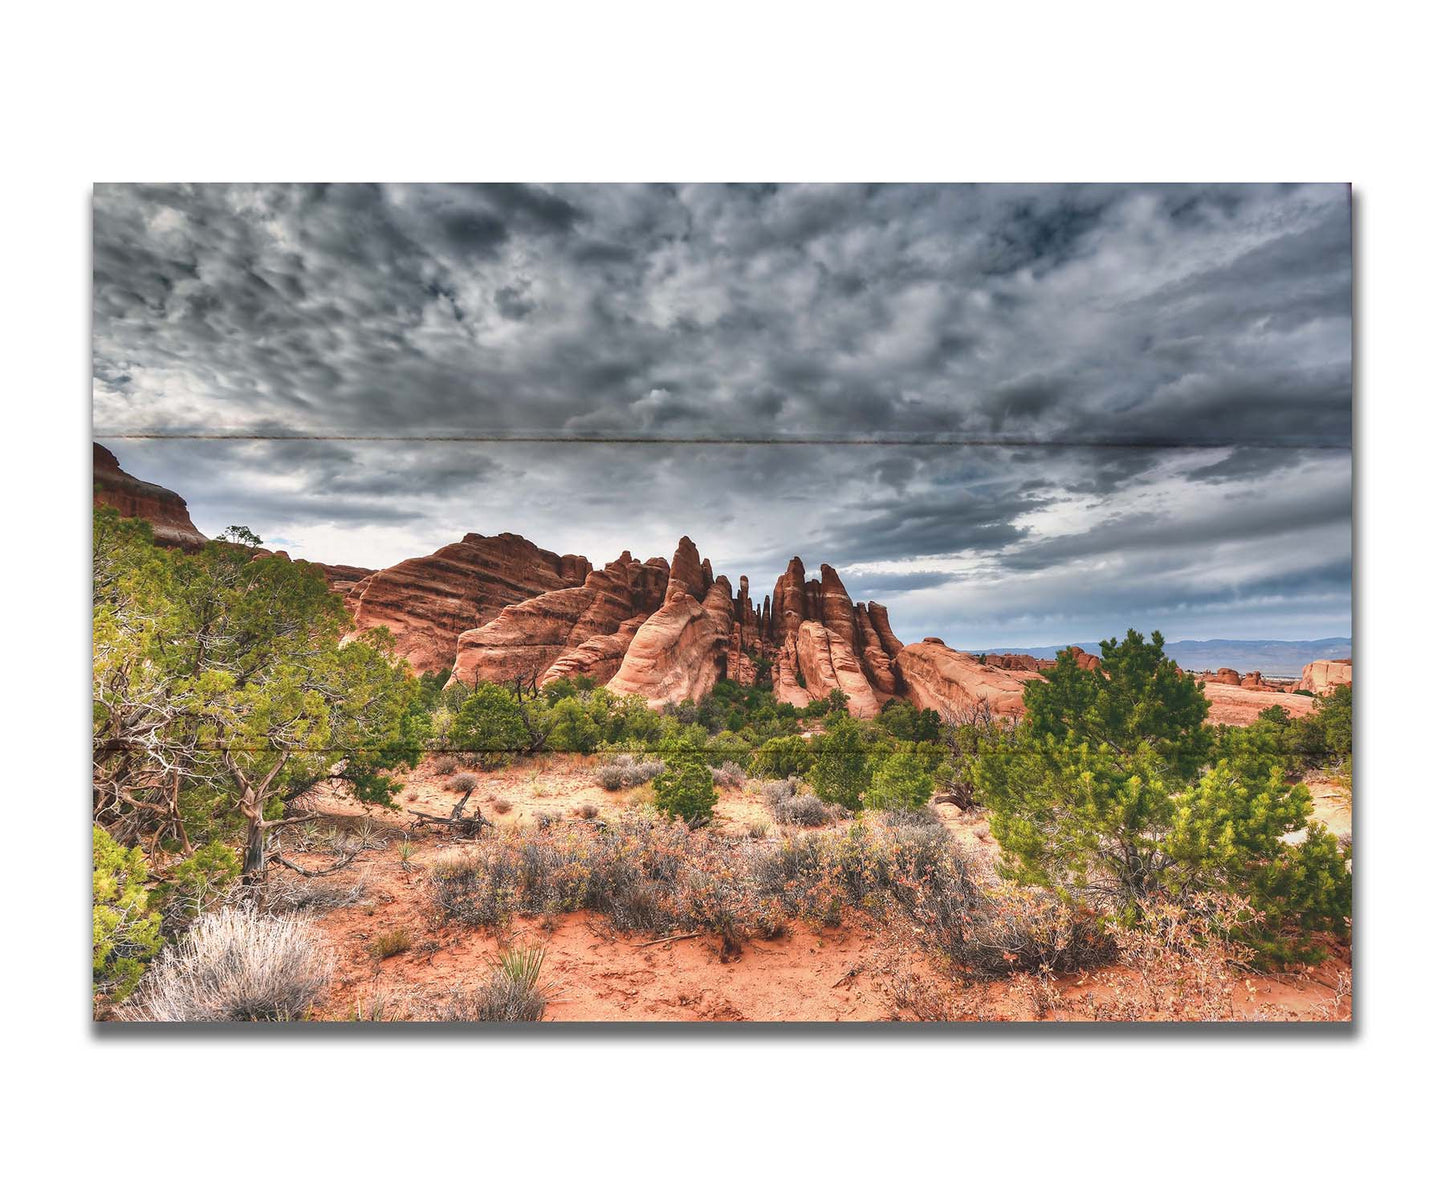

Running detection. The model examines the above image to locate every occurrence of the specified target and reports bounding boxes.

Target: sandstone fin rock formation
[345,530,947,717]
[94,444,1322,726]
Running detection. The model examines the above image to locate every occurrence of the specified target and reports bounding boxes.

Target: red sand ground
[285,756,1351,1023]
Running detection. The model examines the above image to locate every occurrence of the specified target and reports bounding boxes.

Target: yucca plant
[495,945,545,991]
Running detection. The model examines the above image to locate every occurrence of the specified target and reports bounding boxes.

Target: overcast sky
[93,183,1351,648]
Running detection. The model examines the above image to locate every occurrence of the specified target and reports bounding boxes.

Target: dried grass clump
[595,753,665,791]
[492,798,513,815]
[710,761,747,789]
[1081,895,1262,1022]
[433,755,458,776]
[369,928,413,960]
[122,908,334,1022]
[447,772,479,793]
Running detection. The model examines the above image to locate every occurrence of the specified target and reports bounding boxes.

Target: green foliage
[1029,630,1213,779]
[93,507,418,878]
[154,839,241,923]
[707,729,751,763]
[862,748,937,811]
[808,714,871,811]
[93,827,163,1003]
[651,745,717,826]
[1231,685,1352,784]
[878,699,942,743]
[546,695,601,753]
[974,629,1351,958]
[219,524,262,547]
[751,735,815,780]
[450,682,532,762]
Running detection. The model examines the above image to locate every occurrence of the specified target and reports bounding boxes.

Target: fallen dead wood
[408,805,494,837]
[632,932,704,949]
[271,845,363,878]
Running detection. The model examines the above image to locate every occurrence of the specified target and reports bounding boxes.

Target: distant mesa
[93,442,373,599]
[93,442,1342,727]
[93,443,207,549]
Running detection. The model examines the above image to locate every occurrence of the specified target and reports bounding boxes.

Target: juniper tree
[974,629,1350,957]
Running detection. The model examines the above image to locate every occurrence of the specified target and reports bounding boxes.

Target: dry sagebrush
[122,907,334,1022]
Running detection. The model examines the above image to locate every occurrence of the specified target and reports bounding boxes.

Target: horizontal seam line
[91,432,1352,451]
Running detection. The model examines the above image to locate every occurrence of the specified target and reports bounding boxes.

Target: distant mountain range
[971,638,1352,678]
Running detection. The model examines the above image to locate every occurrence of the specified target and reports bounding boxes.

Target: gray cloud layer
[93,183,1352,646]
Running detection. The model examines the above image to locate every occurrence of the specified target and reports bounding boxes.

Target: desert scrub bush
[93,827,163,1005]
[883,804,942,829]
[369,928,413,960]
[933,883,1114,981]
[493,798,513,814]
[428,847,514,929]
[752,833,849,925]
[652,746,717,826]
[751,822,976,933]
[431,947,548,1022]
[595,753,665,791]
[1085,894,1255,1021]
[433,755,458,776]
[578,803,599,820]
[710,760,747,789]
[582,816,693,931]
[122,907,334,1022]
[678,853,764,957]
[447,772,479,793]
[762,779,832,827]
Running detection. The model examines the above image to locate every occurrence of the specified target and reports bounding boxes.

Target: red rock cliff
[93,443,207,548]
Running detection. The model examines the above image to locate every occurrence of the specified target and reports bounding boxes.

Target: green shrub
[155,839,241,928]
[450,683,531,764]
[974,629,1352,958]
[808,715,871,811]
[751,735,815,779]
[93,827,164,1004]
[863,749,936,811]
[652,746,718,826]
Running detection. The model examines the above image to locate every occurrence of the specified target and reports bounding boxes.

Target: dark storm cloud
[93,182,1352,447]
[93,183,1352,644]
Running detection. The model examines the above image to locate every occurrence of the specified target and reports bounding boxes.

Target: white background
[2,2,1438,1199]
